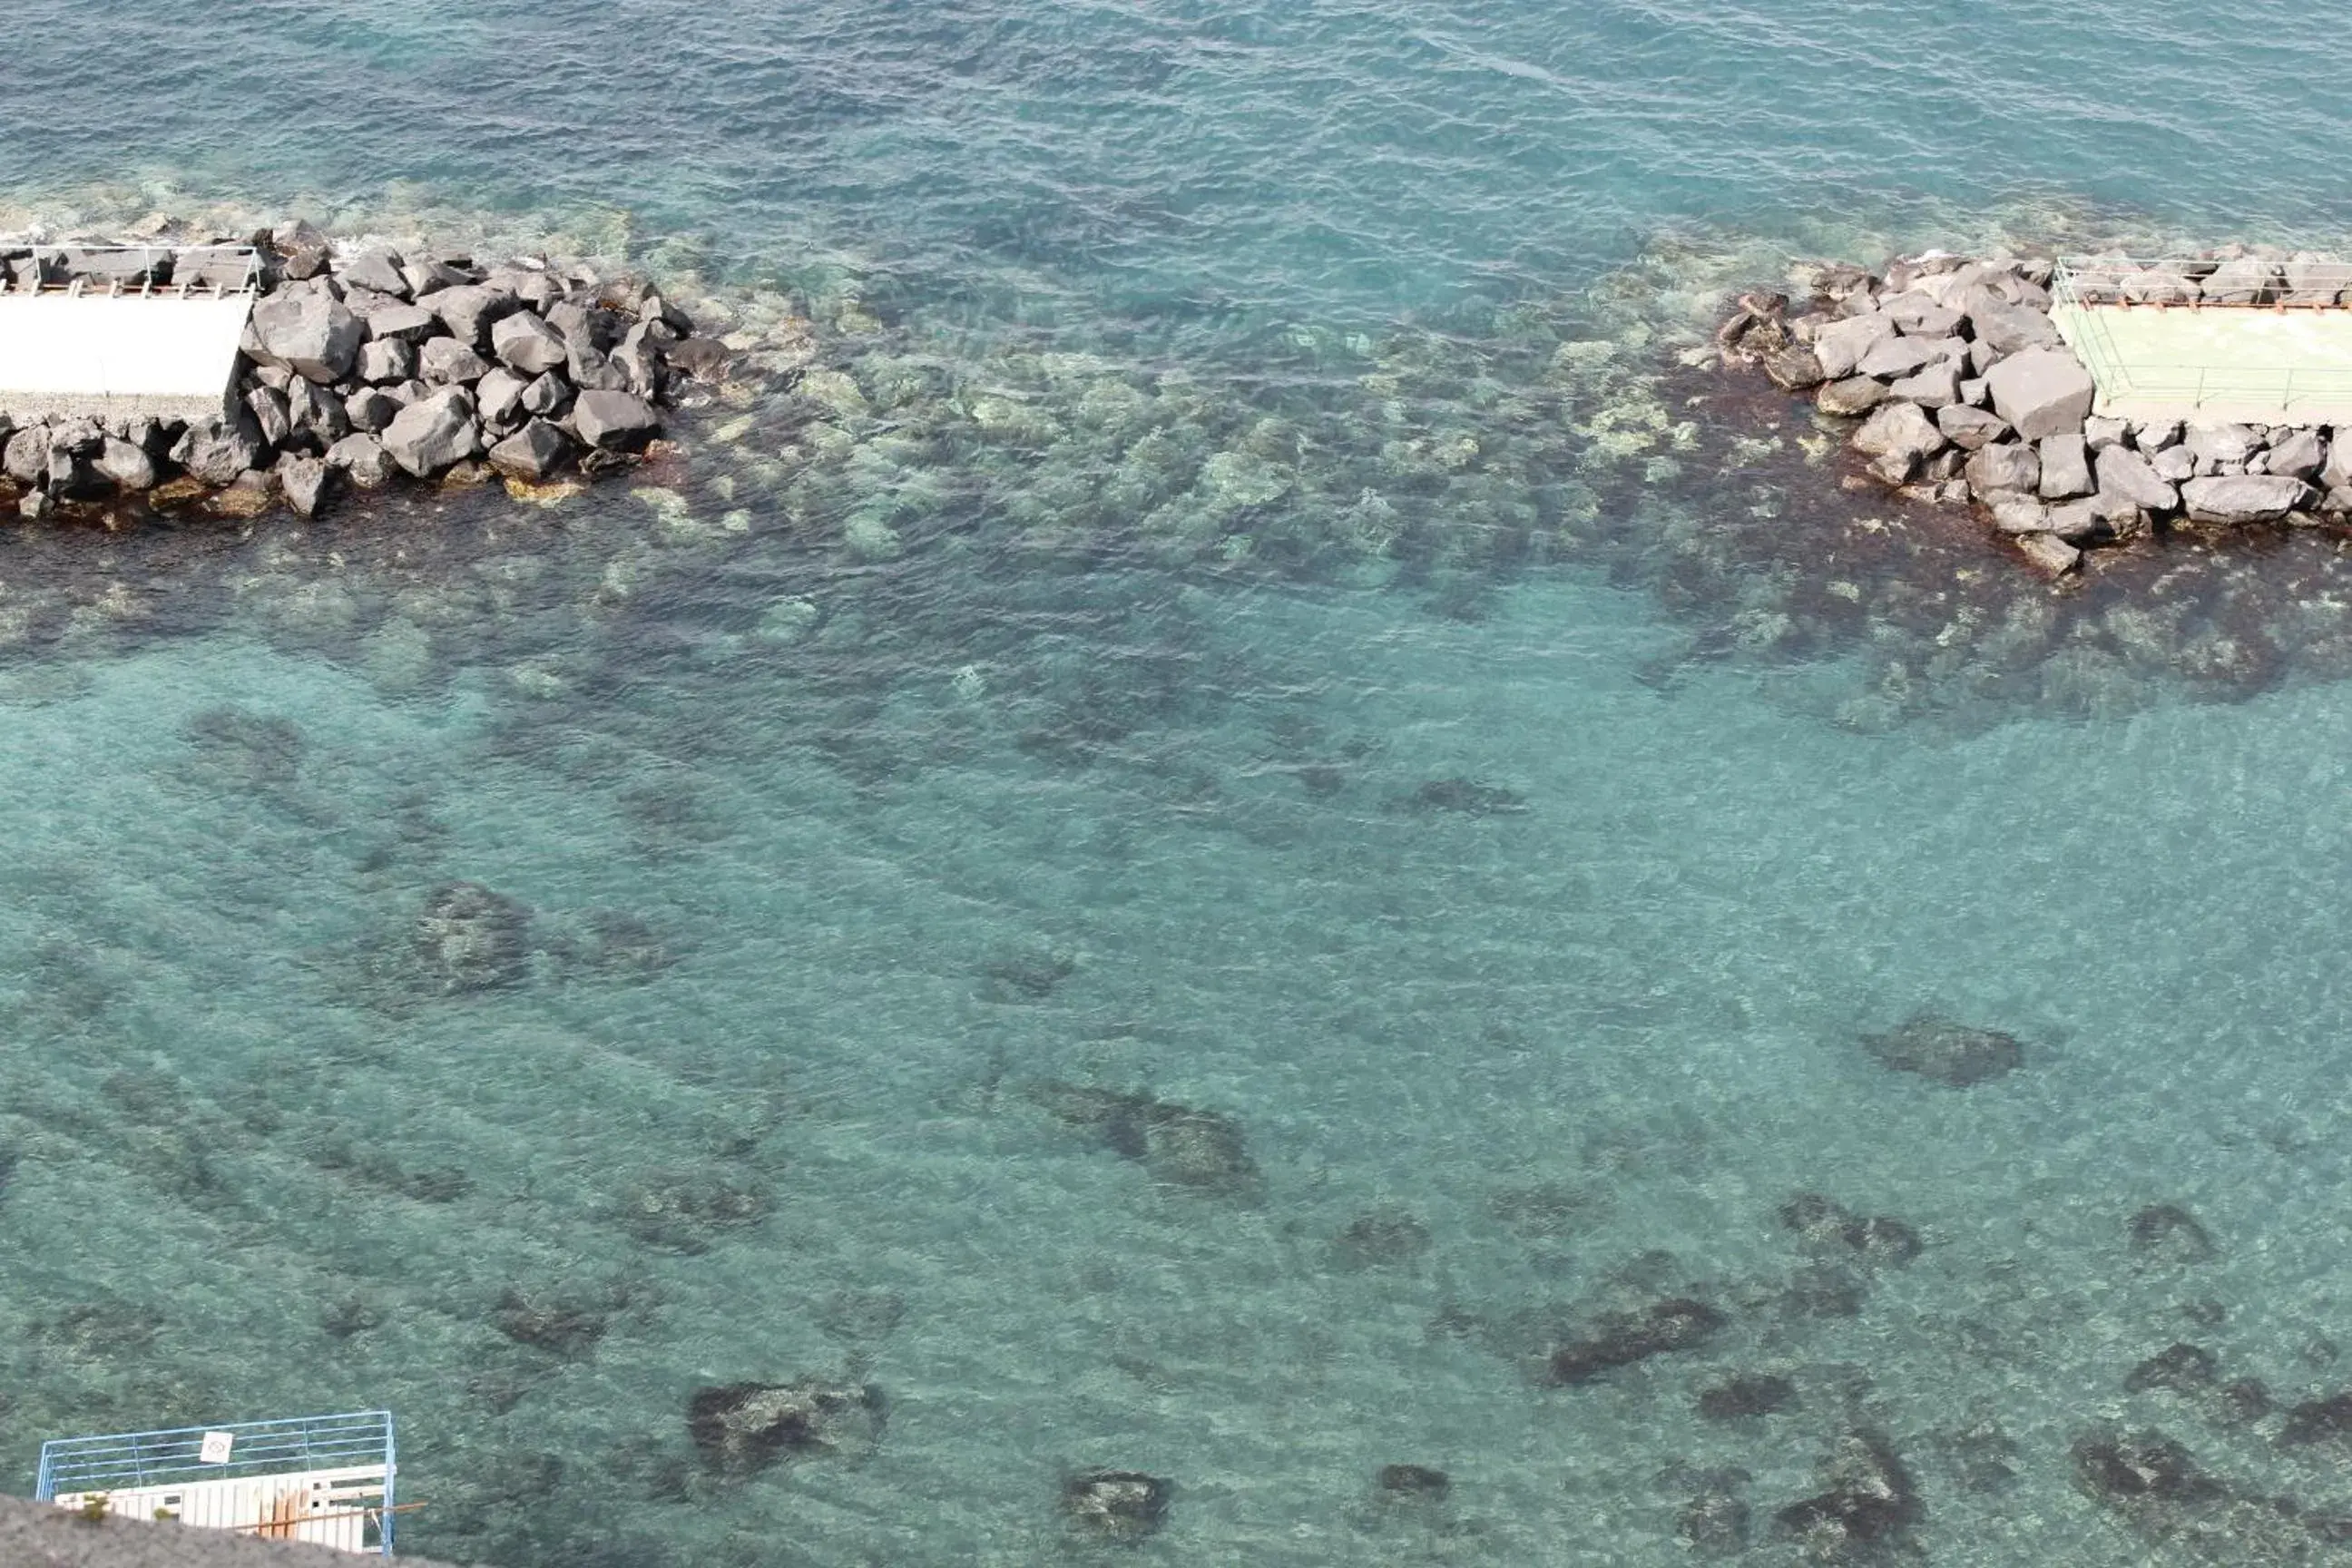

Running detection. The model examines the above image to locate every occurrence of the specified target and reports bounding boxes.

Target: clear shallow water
[5,2,2352,1564]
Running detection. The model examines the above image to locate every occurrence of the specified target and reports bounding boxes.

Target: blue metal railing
[34,1410,397,1555]
[2050,256,2352,419]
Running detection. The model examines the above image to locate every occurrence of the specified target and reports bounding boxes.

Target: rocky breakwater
[0,218,727,524]
[1718,250,2352,577]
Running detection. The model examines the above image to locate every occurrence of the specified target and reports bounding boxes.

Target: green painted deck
[2052,302,2352,426]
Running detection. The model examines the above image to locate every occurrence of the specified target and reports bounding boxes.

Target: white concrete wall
[0,294,250,424]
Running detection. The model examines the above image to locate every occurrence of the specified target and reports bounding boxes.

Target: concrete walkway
[0,1494,466,1568]
[0,293,250,424]
[2053,303,2352,425]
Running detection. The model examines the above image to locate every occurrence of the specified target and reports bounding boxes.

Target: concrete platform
[2052,302,2352,425]
[0,1492,466,1568]
[0,292,251,424]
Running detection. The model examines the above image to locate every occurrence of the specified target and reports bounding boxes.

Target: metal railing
[0,243,260,300]
[35,1410,397,1554]
[2053,255,2352,310]
[2051,256,2352,418]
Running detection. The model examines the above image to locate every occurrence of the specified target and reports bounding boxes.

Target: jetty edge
[1718,250,2352,576]
[0,218,731,524]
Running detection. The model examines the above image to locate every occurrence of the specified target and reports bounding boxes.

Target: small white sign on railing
[198,1431,236,1465]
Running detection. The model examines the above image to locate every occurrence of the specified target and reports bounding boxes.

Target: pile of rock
[0,218,727,522]
[1718,251,2352,576]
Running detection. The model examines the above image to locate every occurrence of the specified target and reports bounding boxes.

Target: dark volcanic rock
[1779,1193,1922,1268]
[573,387,661,450]
[495,1288,609,1357]
[488,419,575,482]
[2071,1429,2220,1504]
[1062,1469,1171,1541]
[687,1378,886,1473]
[248,290,363,384]
[1774,1429,1922,1557]
[413,880,533,993]
[1376,1464,1449,1500]
[1677,1484,1752,1559]
[1543,1297,1728,1386]
[612,1169,769,1252]
[381,386,481,478]
[1861,1014,2023,1086]
[1028,1082,1260,1193]
[2130,1203,2216,1264]
[2280,1390,2352,1447]
[2126,1342,2219,1396]
[280,456,335,520]
[1697,1372,1797,1421]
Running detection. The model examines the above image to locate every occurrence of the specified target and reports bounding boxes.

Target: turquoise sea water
[7,3,2352,1563]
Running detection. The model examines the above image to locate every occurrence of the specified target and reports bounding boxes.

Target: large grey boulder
[2266,427,2327,481]
[346,387,403,434]
[339,247,411,299]
[475,368,530,434]
[358,300,440,343]
[1887,362,1960,407]
[2014,531,2082,576]
[171,412,266,485]
[280,455,335,519]
[1965,297,2062,355]
[2,425,46,485]
[381,386,481,477]
[1816,376,1886,416]
[487,418,575,481]
[420,337,494,385]
[1936,405,2010,450]
[2181,473,2312,524]
[2151,445,2197,483]
[358,337,415,384]
[2284,252,2341,307]
[1883,292,1964,338]
[1965,441,2040,498]
[491,309,569,375]
[2119,267,2197,306]
[287,378,349,446]
[2184,423,2260,470]
[2037,434,2093,499]
[243,386,291,448]
[2322,434,2352,492]
[429,283,522,348]
[572,389,660,450]
[247,291,363,384]
[1812,312,1896,379]
[1857,335,1962,380]
[520,370,573,418]
[2094,446,2179,512]
[95,436,157,492]
[1762,345,1825,391]
[326,432,398,488]
[2200,253,2278,306]
[1985,348,2094,440]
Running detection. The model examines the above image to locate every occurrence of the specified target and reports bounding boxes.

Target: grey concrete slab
[0,1493,470,1568]
[2053,301,2352,424]
[0,294,251,424]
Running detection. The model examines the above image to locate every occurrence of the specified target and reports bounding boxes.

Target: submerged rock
[1861,1014,2023,1086]
[413,881,534,993]
[687,1378,887,1473]
[2129,1202,2217,1264]
[1375,1464,1449,1501]
[1028,1083,1259,1193]
[1773,1429,1922,1557]
[1542,1297,1727,1386]
[1697,1372,1797,1421]
[1062,1469,1171,1541]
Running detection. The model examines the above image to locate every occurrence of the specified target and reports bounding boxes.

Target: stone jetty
[0,218,726,524]
[1717,250,2352,576]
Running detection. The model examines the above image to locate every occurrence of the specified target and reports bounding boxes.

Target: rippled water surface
[6,3,2352,1564]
